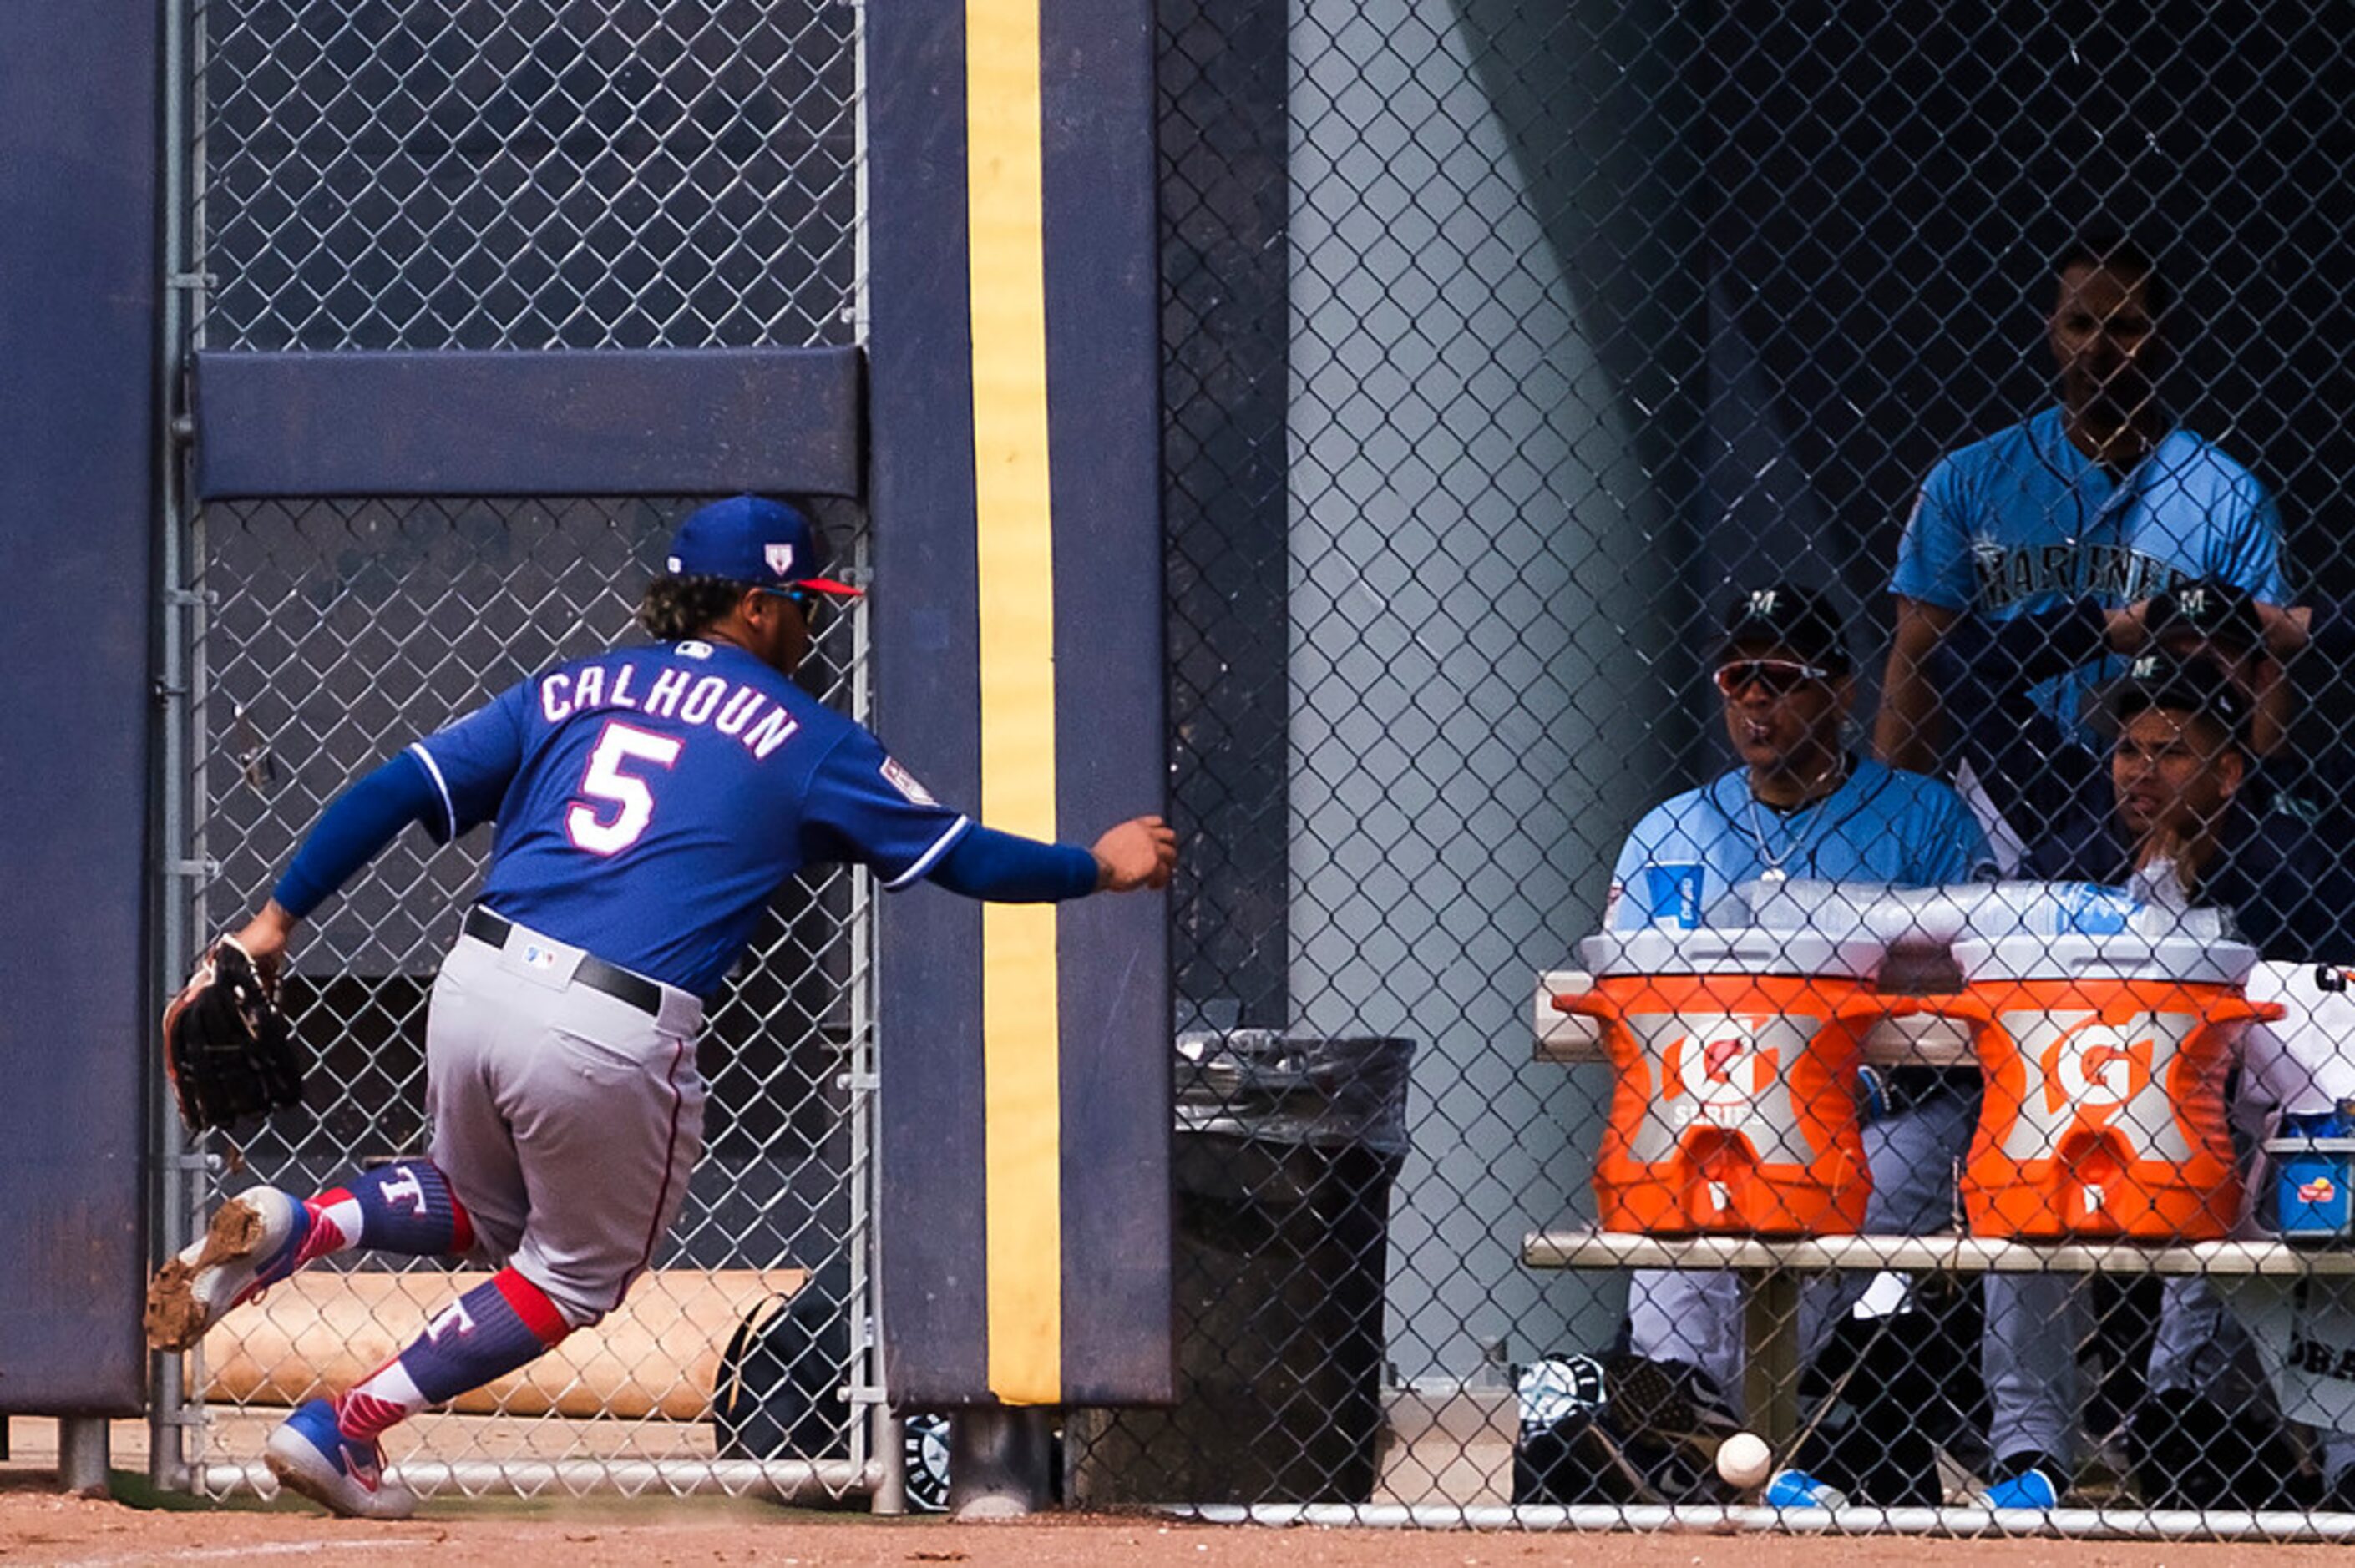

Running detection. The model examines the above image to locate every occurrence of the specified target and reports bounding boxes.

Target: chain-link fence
[172,498,878,1500]
[158,0,2355,1536]
[1102,0,2355,1536]
[165,0,872,1505]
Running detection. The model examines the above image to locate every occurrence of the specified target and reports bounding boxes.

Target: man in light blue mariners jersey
[1876,230,2288,866]
[1549,584,1995,1508]
[142,495,1178,1519]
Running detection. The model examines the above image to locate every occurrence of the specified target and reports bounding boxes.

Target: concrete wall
[1286,0,1696,1380]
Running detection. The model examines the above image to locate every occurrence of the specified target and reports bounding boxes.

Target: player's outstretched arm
[922,817,1177,901]
[1091,815,1178,892]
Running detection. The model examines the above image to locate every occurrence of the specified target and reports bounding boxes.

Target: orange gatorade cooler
[1937,928,2282,1241]
[1557,925,1887,1236]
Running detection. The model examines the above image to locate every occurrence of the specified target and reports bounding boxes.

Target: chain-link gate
[154,0,2355,1539]
[160,0,874,1504]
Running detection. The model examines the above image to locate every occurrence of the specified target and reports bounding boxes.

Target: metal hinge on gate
[167,858,221,879]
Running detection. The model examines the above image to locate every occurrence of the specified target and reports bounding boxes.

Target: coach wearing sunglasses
[1604,584,1993,928]
[1593,583,1997,1508]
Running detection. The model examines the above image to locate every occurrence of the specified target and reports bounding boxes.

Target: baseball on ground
[1715,1430,1772,1490]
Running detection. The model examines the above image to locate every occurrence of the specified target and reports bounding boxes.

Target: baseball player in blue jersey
[1594,584,1995,1507]
[1876,231,2289,865]
[143,495,1178,1519]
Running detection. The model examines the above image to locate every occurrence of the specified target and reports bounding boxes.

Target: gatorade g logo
[1667,1015,1780,1119]
[2041,1020,2156,1115]
[1625,1009,1817,1161]
[1998,1009,2193,1161]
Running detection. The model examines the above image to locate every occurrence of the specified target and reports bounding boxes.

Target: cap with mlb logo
[665,495,862,598]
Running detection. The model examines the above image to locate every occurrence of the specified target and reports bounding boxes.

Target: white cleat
[144,1185,309,1351]
[265,1399,417,1520]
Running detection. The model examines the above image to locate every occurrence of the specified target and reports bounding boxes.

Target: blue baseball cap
[664,495,861,598]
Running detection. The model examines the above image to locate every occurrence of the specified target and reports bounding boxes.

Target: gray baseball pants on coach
[425,923,708,1328]
[1627,1085,1976,1417]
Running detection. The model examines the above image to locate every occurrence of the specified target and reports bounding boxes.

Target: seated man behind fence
[1520,584,1993,1508]
[1989,649,2355,1512]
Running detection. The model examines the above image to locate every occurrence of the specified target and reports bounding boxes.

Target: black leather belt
[463,908,664,1018]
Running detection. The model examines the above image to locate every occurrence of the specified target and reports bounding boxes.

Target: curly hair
[637,574,748,641]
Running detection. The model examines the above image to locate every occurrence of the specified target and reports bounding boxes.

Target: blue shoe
[1980,1465,2061,1510]
[1764,1467,1848,1509]
[265,1399,416,1520]
[144,1186,312,1350]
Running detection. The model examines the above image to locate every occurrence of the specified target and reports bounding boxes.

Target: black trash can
[1068,1031,1415,1504]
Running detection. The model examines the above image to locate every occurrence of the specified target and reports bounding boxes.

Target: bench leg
[1740,1268,1802,1445]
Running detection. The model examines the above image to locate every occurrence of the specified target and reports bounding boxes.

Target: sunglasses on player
[1714,658,1832,696]
[762,585,828,624]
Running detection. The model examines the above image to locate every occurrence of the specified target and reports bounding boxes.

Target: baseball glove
[161,937,305,1132]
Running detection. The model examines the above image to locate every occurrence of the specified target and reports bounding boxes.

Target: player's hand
[2255,599,2313,660]
[2107,602,2155,651]
[1091,816,1178,893]
[228,901,299,989]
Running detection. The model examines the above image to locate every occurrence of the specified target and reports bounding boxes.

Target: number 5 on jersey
[569,721,682,855]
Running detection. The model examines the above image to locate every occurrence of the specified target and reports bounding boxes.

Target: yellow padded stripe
[967,0,1061,1406]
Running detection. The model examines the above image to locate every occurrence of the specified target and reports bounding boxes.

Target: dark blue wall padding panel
[192,346,864,498]
[0,0,160,1414]
[869,0,1172,1409]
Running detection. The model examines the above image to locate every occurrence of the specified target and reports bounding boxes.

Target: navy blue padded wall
[0,0,160,1413]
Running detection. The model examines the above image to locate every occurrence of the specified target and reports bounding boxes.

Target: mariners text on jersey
[1894,408,2286,620]
[1972,538,2189,611]
[535,656,799,761]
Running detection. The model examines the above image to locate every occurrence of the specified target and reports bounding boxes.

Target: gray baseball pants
[425,922,708,1327]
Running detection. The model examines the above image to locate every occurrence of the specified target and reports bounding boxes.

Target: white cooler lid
[1578,924,1884,980]
[1952,932,2259,987]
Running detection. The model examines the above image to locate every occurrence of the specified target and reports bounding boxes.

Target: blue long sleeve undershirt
[272,751,443,918]
[924,823,1099,902]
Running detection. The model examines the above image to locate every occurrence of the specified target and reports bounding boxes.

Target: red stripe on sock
[332,1353,411,1441]
[491,1267,572,1347]
[334,1388,410,1442]
[296,1192,352,1267]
